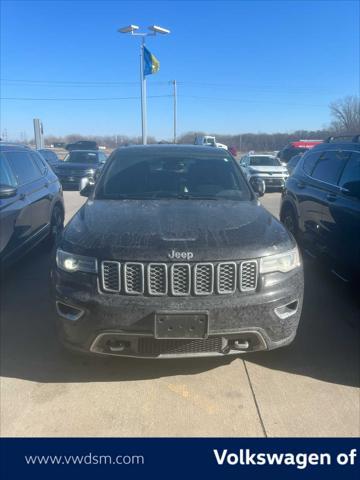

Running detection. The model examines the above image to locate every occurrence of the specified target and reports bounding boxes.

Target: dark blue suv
[0,143,65,266]
[280,135,360,281]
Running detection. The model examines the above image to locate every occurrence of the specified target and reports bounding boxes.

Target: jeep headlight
[260,248,300,274]
[56,249,98,273]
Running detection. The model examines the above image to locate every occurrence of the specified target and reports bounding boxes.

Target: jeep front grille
[171,264,191,296]
[148,263,167,295]
[101,260,258,296]
[240,261,258,291]
[101,261,121,292]
[124,263,144,294]
[218,262,237,294]
[194,263,214,295]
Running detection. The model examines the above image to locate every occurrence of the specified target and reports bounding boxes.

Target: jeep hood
[61,199,294,261]
[249,165,287,174]
[54,162,98,172]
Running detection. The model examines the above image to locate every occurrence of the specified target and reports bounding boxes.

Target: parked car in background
[278,140,323,163]
[194,135,228,150]
[286,153,303,176]
[65,140,98,151]
[280,135,360,282]
[229,145,238,156]
[0,144,64,267]
[52,150,108,190]
[38,148,60,167]
[52,142,66,148]
[239,153,289,192]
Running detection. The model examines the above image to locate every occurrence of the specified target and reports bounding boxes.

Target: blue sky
[1,0,359,140]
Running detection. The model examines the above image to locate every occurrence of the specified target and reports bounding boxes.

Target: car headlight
[56,249,98,273]
[260,248,300,274]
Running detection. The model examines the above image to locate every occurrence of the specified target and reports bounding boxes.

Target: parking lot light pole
[118,24,171,145]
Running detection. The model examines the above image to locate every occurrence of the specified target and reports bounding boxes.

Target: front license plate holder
[154,312,209,339]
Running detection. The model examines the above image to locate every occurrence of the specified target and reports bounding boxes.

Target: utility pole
[33,118,44,149]
[173,80,177,143]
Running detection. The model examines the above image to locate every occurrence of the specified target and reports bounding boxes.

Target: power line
[0,93,328,106]
[0,95,172,101]
[0,79,342,94]
[0,78,169,86]
[179,95,328,107]
[177,81,341,92]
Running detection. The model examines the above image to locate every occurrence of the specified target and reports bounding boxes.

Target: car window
[339,152,360,189]
[99,153,107,163]
[280,146,309,162]
[96,150,252,201]
[64,151,99,164]
[30,152,47,175]
[0,153,18,187]
[311,150,348,185]
[302,151,321,175]
[5,151,42,185]
[39,150,57,162]
[249,156,280,166]
[39,150,49,160]
[288,156,297,167]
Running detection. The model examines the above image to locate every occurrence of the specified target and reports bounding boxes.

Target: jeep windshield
[63,151,99,164]
[249,156,281,166]
[95,148,252,201]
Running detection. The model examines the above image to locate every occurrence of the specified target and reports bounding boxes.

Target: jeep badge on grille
[168,250,194,260]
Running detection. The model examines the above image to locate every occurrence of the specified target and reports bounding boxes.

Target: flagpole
[118,25,170,145]
[140,37,147,145]
[173,80,177,144]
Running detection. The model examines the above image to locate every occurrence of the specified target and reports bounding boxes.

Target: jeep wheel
[46,205,64,249]
[282,206,298,238]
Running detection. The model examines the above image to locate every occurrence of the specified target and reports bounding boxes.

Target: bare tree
[329,95,360,134]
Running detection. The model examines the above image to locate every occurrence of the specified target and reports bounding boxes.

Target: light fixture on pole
[118,24,171,145]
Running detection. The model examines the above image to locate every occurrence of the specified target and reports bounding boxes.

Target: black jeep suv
[0,143,64,266]
[280,135,360,281]
[52,145,303,358]
[53,150,108,190]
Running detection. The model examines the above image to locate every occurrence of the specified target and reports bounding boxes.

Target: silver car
[239,154,289,191]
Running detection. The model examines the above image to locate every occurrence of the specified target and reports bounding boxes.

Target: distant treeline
[176,130,333,152]
[41,129,333,152]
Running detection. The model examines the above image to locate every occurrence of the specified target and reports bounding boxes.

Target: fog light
[275,300,298,319]
[107,340,127,353]
[56,301,84,321]
[232,339,250,350]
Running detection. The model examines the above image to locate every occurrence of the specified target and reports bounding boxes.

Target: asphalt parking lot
[0,191,359,437]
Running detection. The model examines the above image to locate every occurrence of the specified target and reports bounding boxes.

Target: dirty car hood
[249,165,287,174]
[62,199,294,261]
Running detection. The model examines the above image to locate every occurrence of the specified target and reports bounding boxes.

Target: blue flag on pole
[143,46,160,76]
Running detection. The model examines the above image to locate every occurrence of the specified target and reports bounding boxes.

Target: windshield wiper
[101,192,220,200]
[176,194,218,200]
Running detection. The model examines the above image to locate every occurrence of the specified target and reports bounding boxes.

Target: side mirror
[250,177,265,197]
[342,181,360,199]
[79,177,95,197]
[0,184,17,199]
